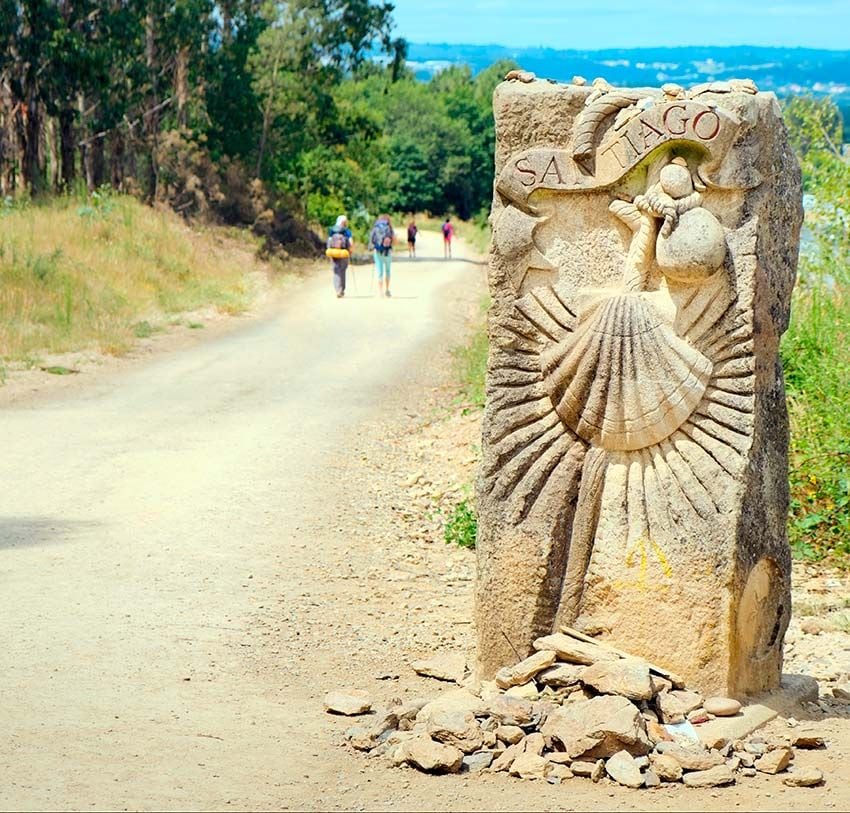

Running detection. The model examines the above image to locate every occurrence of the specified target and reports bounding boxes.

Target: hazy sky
[390,0,850,50]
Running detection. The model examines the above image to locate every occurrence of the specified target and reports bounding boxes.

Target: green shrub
[444,499,477,549]
[781,95,850,567]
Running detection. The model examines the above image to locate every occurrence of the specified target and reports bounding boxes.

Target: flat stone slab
[696,674,818,747]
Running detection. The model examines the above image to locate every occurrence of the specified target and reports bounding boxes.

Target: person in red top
[406,218,418,258]
[441,217,454,259]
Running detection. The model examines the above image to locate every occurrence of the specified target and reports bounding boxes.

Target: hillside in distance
[407,43,850,117]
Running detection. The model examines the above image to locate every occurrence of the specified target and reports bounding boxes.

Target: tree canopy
[0,1,513,229]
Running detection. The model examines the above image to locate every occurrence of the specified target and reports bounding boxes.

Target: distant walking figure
[371,214,394,298]
[327,215,352,298]
[441,217,454,259]
[406,219,418,258]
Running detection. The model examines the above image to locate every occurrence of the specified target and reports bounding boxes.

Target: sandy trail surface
[2,230,849,812]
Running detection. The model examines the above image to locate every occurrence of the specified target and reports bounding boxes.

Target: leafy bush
[781,96,850,566]
[444,499,477,549]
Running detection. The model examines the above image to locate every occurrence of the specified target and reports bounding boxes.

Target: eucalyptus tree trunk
[0,78,15,195]
[109,129,125,190]
[19,94,43,194]
[46,115,60,190]
[175,46,189,127]
[59,107,76,191]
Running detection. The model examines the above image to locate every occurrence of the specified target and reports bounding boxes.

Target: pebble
[538,663,584,688]
[703,697,742,717]
[647,720,673,744]
[397,736,463,773]
[581,659,653,701]
[411,652,466,683]
[831,684,850,702]
[548,763,574,781]
[682,765,736,788]
[510,752,549,780]
[484,695,534,726]
[504,69,536,83]
[505,681,539,700]
[755,747,793,774]
[495,650,556,689]
[735,751,755,768]
[656,691,687,724]
[783,767,825,787]
[523,732,546,756]
[495,724,525,745]
[792,729,826,749]
[324,690,372,716]
[661,82,685,99]
[461,751,493,773]
[571,759,605,782]
[670,690,704,713]
[643,769,661,788]
[427,710,483,754]
[605,750,643,788]
[649,752,682,782]
[657,744,724,771]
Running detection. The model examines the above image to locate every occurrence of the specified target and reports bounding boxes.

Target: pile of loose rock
[326,628,827,789]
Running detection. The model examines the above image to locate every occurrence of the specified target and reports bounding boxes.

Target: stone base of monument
[335,632,827,790]
[696,674,819,748]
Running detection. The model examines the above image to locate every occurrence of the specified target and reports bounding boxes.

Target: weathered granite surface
[475,77,803,696]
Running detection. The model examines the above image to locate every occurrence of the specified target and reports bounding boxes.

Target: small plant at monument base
[444,499,477,549]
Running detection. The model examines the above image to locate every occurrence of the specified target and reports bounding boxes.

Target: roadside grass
[451,301,489,410]
[0,191,273,364]
[782,242,850,568]
[444,295,489,549]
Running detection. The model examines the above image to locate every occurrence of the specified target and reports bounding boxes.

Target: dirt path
[2,230,849,812]
[0,231,475,810]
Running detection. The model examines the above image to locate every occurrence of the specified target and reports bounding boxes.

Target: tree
[248,0,396,179]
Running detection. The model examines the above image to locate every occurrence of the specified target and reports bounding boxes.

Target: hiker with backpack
[326,215,352,298]
[370,214,395,298]
[441,217,455,259]
[406,218,417,259]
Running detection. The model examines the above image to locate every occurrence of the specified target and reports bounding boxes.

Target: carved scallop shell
[540,293,712,451]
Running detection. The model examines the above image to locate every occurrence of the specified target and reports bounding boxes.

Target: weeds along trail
[0,194,277,366]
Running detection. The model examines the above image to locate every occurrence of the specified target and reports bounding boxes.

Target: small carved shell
[540,293,712,451]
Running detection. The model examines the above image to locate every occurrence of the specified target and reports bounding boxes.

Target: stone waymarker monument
[476,77,803,696]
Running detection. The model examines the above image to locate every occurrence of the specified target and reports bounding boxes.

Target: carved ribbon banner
[496,101,741,207]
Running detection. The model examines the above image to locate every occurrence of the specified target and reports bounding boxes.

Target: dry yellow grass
[0,193,275,364]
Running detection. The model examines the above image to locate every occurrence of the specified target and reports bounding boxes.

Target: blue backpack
[372,220,393,253]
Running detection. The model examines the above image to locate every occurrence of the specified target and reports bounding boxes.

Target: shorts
[374,250,392,280]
